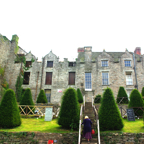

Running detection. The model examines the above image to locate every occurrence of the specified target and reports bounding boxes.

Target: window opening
[101,60,108,67]
[125,60,131,67]
[47,61,53,67]
[85,73,92,90]
[69,72,75,85]
[23,72,30,85]
[102,72,109,85]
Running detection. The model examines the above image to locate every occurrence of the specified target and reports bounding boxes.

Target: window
[102,72,109,85]
[47,61,53,67]
[45,72,52,85]
[45,89,51,103]
[23,72,30,85]
[101,60,108,67]
[125,60,131,67]
[26,61,32,67]
[69,72,75,85]
[69,62,76,67]
[85,73,92,90]
[126,72,133,85]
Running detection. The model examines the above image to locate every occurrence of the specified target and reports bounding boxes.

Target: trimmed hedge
[94,94,101,103]
[117,86,129,104]
[19,88,35,114]
[58,88,80,129]
[141,87,144,97]
[0,89,21,128]
[77,88,83,103]
[128,89,144,116]
[98,87,124,131]
[36,89,48,103]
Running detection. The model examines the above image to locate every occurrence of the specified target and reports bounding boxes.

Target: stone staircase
[81,102,98,144]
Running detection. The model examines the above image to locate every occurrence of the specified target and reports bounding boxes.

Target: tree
[98,87,124,131]
[128,89,144,116]
[94,94,101,103]
[36,89,48,103]
[58,88,80,129]
[117,86,129,104]
[77,88,83,103]
[19,88,35,114]
[0,89,21,128]
[141,87,144,97]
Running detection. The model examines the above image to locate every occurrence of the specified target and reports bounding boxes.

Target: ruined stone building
[0,34,144,104]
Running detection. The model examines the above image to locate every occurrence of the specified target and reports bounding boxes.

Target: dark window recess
[45,72,52,85]
[47,61,53,67]
[69,62,76,67]
[45,89,51,103]
[23,72,30,85]
[69,72,75,85]
[26,61,32,67]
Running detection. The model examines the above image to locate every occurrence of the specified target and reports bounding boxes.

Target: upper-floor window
[69,62,76,67]
[47,61,53,67]
[102,72,109,85]
[69,72,75,85]
[126,72,133,85]
[45,72,52,85]
[101,60,108,67]
[26,61,32,67]
[23,72,30,85]
[125,60,131,67]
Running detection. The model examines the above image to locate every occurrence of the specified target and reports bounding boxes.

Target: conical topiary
[128,89,144,116]
[77,88,83,103]
[94,94,101,103]
[0,89,21,128]
[19,88,35,115]
[141,87,144,97]
[98,87,124,131]
[117,86,129,104]
[58,87,80,129]
[36,89,48,103]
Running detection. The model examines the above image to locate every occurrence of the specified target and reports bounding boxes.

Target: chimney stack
[134,47,141,55]
[78,47,84,53]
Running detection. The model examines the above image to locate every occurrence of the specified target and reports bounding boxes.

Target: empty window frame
[26,61,32,67]
[125,60,131,67]
[23,72,30,85]
[101,60,108,67]
[47,61,53,67]
[69,72,75,85]
[45,89,51,103]
[126,72,133,85]
[45,72,52,85]
[102,72,109,85]
[85,73,92,90]
[69,62,76,67]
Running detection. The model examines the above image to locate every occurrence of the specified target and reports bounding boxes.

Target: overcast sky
[1,0,144,61]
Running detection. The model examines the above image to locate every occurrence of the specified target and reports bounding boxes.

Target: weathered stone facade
[0,34,144,104]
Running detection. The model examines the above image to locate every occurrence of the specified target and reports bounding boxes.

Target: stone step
[81,138,98,144]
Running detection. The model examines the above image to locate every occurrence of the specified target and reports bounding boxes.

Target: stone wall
[0,132,144,144]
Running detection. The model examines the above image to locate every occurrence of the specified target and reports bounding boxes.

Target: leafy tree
[0,89,21,128]
[117,86,129,104]
[58,88,80,129]
[98,87,124,131]
[36,89,48,103]
[19,88,35,115]
[77,88,83,103]
[128,89,144,116]
[94,94,101,103]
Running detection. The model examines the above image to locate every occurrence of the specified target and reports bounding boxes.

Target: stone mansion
[0,34,144,104]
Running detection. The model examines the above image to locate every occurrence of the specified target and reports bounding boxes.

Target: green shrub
[0,89,21,128]
[77,88,83,103]
[117,86,129,104]
[98,87,124,131]
[141,87,144,97]
[19,88,35,115]
[94,94,101,103]
[58,88,80,129]
[128,89,144,116]
[36,89,48,103]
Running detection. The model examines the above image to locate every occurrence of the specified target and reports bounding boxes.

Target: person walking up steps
[81,116,92,142]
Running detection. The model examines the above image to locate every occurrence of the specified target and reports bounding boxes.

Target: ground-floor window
[102,72,109,85]
[85,73,92,90]
[45,89,51,103]
[23,72,30,85]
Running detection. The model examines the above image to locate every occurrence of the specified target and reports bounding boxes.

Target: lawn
[0,116,77,133]
[100,118,144,133]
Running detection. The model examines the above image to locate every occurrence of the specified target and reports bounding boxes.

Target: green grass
[0,117,77,133]
[99,118,144,133]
